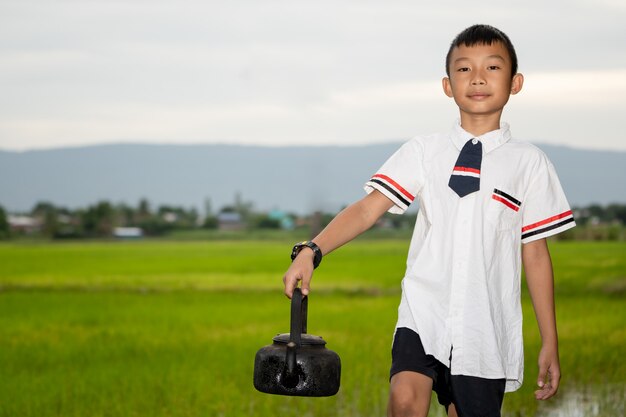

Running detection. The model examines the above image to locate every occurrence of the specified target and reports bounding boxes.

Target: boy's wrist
[291,241,323,268]
[293,247,316,267]
[542,340,558,347]
[296,246,314,258]
[540,338,559,350]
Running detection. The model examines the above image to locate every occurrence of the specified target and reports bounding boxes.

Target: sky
[1,0,625,152]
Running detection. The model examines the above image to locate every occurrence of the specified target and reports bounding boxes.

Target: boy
[283,24,575,417]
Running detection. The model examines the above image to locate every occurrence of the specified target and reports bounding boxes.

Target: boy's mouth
[468,92,490,100]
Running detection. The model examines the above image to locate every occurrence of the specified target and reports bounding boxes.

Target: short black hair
[445,24,518,78]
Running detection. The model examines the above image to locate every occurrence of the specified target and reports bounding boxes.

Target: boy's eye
[487,65,500,70]
[457,67,470,72]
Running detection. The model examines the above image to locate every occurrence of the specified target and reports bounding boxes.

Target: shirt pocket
[486,188,522,231]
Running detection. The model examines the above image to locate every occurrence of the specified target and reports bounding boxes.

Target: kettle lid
[273,333,327,346]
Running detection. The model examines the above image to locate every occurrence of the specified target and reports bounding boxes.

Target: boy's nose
[471,69,486,85]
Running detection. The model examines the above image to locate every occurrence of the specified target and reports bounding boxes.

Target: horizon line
[1,139,624,154]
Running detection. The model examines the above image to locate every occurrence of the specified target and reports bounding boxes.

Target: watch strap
[291,241,323,269]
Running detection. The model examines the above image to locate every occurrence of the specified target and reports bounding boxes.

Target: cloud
[1,0,625,151]
[3,68,626,151]
[520,69,626,107]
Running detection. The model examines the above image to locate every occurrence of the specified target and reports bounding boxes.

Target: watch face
[290,241,321,268]
[291,242,307,260]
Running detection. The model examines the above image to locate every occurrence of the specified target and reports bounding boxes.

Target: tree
[116,203,136,227]
[203,216,218,229]
[234,192,254,221]
[137,198,151,222]
[0,205,9,239]
[157,205,199,229]
[607,204,626,224]
[252,214,281,229]
[32,201,59,237]
[82,201,115,237]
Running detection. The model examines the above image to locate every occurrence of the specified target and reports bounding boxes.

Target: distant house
[217,212,245,231]
[268,209,295,230]
[162,212,178,223]
[113,227,144,239]
[8,215,41,234]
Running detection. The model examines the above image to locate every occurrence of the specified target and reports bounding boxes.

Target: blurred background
[0,1,624,416]
[2,0,625,152]
[1,0,625,219]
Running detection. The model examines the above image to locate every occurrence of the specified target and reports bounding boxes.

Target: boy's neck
[459,112,503,137]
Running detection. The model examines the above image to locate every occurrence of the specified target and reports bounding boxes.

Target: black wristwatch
[291,241,323,269]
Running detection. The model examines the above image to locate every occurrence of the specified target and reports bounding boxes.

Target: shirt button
[472,138,478,145]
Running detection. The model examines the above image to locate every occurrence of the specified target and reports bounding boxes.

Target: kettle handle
[289,287,308,347]
[282,287,309,388]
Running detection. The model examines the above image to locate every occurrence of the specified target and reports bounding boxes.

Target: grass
[0,239,624,416]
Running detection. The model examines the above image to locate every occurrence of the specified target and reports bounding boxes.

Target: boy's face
[442,42,523,121]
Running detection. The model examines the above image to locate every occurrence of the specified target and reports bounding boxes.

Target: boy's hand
[283,248,315,299]
[535,344,560,400]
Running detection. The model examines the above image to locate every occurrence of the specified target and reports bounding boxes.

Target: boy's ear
[510,73,524,95]
[442,77,454,98]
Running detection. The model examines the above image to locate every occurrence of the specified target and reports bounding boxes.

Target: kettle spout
[281,341,299,388]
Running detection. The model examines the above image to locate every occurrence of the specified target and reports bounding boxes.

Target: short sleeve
[521,153,575,244]
[364,138,424,214]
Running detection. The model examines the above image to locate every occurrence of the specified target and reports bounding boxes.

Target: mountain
[1,142,624,214]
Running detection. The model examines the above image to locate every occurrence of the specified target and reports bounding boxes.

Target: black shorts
[390,327,506,416]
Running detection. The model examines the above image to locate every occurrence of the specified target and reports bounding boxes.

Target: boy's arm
[283,190,394,298]
[522,238,561,400]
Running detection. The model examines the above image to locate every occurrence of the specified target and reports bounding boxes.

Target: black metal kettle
[253,288,341,396]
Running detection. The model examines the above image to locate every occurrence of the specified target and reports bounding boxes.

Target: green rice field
[0,238,624,416]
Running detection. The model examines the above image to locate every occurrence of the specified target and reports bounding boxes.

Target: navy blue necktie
[449,138,482,197]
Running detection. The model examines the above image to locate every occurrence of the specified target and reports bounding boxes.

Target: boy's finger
[534,385,551,400]
[536,366,547,388]
[534,382,551,400]
[301,277,311,296]
[283,283,293,299]
[534,367,559,400]
[546,368,560,397]
[283,274,299,299]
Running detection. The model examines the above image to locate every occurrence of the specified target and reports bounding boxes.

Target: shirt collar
[450,119,512,154]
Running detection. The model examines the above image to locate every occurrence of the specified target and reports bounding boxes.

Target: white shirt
[364,121,575,392]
